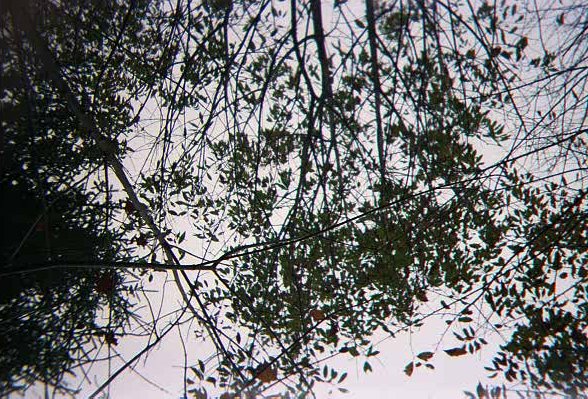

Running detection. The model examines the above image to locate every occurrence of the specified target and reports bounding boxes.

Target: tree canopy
[1,0,587,398]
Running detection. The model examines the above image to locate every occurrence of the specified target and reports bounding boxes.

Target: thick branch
[0,261,215,277]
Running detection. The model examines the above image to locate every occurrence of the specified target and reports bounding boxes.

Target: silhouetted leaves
[404,362,414,377]
[417,352,434,361]
[3,0,587,397]
[445,347,468,357]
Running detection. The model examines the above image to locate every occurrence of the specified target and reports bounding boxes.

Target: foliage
[2,0,587,398]
[0,0,144,394]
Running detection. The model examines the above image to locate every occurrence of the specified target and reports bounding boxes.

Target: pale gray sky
[13,0,585,397]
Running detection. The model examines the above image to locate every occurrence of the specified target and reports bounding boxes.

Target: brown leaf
[404,361,414,376]
[415,290,428,302]
[444,346,467,357]
[257,365,277,383]
[95,273,116,295]
[124,200,135,215]
[417,351,434,361]
[328,321,339,338]
[310,309,326,322]
[104,330,118,346]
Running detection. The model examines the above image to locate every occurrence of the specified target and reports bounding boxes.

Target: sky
[19,271,517,399]
[73,311,511,399]
[9,0,585,398]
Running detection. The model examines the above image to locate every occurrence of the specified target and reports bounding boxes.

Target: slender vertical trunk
[310,0,344,202]
[366,0,386,195]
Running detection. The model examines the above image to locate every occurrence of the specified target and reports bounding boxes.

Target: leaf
[310,309,326,322]
[417,351,434,361]
[256,364,277,383]
[258,367,277,383]
[367,349,379,357]
[188,388,207,399]
[415,290,428,302]
[348,347,360,357]
[404,361,414,376]
[104,330,118,346]
[95,273,116,295]
[363,361,372,373]
[444,346,467,357]
[477,382,488,399]
[124,200,135,215]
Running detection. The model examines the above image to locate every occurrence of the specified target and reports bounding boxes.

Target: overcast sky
[11,0,582,397]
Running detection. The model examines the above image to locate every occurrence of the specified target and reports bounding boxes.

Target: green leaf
[348,347,360,357]
[363,361,372,373]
